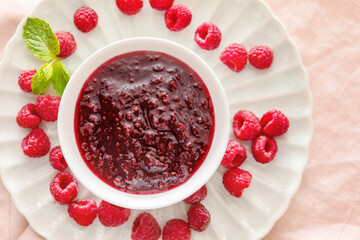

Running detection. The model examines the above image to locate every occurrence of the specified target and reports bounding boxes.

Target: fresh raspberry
[131,212,161,240]
[260,109,289,137]
[98,200,131,227]
[55,31,77,58]
[49,146,68,171]
[149,0,174,11]
[194,23,222,50]
[35,95,61,122]
[187,203,210,232]
[21,128,51,158]
[163,219,191,240]
[251,135,278,164]
[222,168,252,198]
[165,4,192,32]
[18,69,36,93]
[50,171,78,205]
[68,199,98,226]
[74,7,99,33]
[184,185,207,204]
[16,104,41,128]
[220,43,247,72]
[233,110,261,140]
[221,140,247,169]
[248,46,273,69]
[116,0,143,15]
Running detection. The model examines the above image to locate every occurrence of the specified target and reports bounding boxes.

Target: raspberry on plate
[233,110,261,140]
[163,219,191,240]
[187,203,210,232]
[149,0,174,11]
[222,168,252,198]
[165,4,192,31]
[260,109,289,137]
[248,45,273,69]
[220,43,247,72]
[49,146,68,171]
[194,23,222,50]
[74,7,99,33]
[16,103,41,129]
[18,69,36,93]
[35,95,61,122]
[55,31,77,58]
[251,135,278,164]
[98,200,131,227]
[22,128,50,158]
[221,140,247,169]
[131,212,161,240]
[116,0,143,15]
[68,199,98,226]
[50,171,78,205]
[184,185,207,204]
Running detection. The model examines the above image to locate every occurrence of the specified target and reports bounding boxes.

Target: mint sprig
[23,17,71,97]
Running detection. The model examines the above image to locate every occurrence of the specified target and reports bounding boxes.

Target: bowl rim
[58,37,230,210]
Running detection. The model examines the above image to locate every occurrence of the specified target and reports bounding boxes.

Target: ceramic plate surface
[0,0,313,239]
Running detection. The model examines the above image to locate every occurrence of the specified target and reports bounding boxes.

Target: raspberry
[74,7,99,33]
[220,43,247,72]
[233,110,261,140]
[248,46,273,69]
[98,200,131,227]
[21,128,51,158]
[50,171,78,205]
[184,185,207,204]
[68,199,98,226]
[251,135,278,164]
[55,31,77,58]
[260,109,289,137]
[131,212,161,240]
[165,4,192,32]
[194,23,222,50]
[222,168,252,198]
[35,95,61,122]
[149,0,174,11]
[221,140,247,169]
[116,0,143,15]
[49,146,68,171]
[16,104,41,128]
[163,219,191,240]
[187,203,210,232]
[18,69,36,93]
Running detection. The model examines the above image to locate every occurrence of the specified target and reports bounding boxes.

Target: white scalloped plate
[0,0,313,239]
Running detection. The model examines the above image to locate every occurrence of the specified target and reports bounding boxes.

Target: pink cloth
[1,0,360,239]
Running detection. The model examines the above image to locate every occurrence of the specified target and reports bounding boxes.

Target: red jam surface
[75,51,214,194]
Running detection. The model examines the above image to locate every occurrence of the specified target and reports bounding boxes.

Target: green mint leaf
[31,63,54,95]
[23,18,60,62]
[52,61,70,97]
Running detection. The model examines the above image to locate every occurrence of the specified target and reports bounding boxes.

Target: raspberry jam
[75,51,214,194]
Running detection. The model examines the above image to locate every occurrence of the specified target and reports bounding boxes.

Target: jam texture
[75,51,214,194]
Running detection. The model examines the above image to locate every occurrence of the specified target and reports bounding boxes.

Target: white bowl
[58,37,230,210]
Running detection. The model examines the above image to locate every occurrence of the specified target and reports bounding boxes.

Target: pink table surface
[1,0,360,239]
